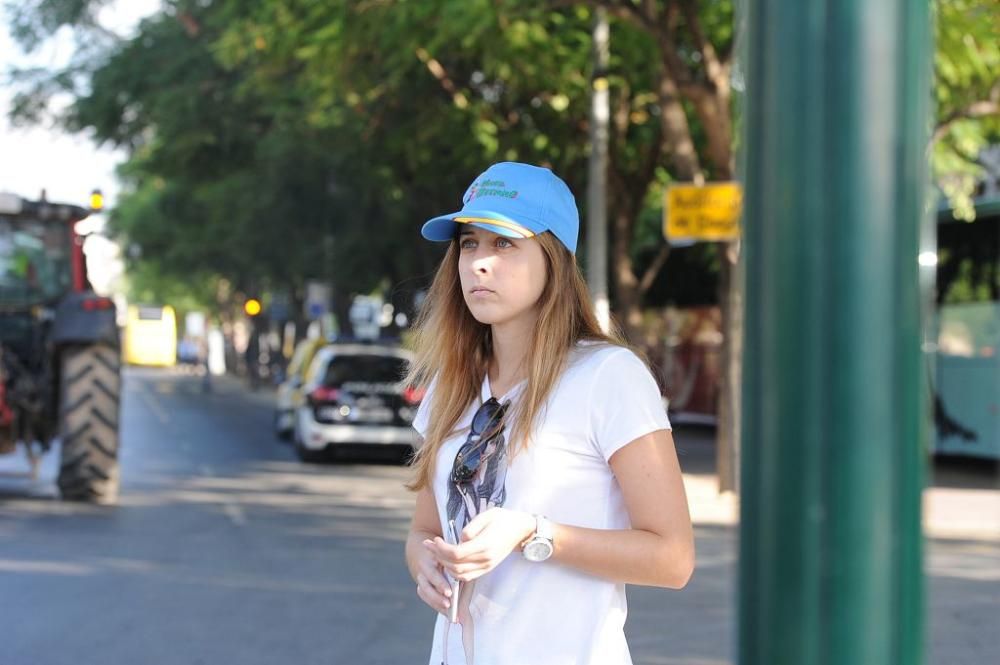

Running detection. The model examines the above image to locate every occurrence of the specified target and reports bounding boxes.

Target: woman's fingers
[416,550,453,597]
[415,573,451,615]
[460,509,495,541]
[454,566,488,582]
[424,563,453,597]
[427,537,462,563]
[450,560,485,575]
[425,537,489,565]
[443,561,492,582]
[424,535,496,582]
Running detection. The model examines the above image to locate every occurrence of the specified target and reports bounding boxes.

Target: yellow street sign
[664,182,743,242]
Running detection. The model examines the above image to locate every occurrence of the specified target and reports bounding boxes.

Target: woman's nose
[471,251,493,274]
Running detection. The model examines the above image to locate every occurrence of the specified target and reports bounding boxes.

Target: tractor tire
[57,343,121,504]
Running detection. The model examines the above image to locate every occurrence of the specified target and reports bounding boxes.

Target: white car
[293,343,422,462]
[274,337,326,440]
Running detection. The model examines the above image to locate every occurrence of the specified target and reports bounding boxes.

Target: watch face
[524,539,553,562]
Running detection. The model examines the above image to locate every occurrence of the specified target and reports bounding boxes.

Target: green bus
[932,195,1000,460]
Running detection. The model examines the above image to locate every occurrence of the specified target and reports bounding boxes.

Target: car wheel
[326,443,349,464]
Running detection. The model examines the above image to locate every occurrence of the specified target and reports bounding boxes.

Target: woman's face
[457,226,548,328]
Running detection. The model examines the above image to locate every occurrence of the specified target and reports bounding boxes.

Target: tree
[8,0,995,478]
[931,0,999,218]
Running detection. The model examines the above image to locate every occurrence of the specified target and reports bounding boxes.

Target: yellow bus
[123,304,178,367]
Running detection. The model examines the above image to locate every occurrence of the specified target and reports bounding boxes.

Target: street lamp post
[740,1,931,663]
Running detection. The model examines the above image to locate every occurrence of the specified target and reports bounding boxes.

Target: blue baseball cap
[421,162,580,254]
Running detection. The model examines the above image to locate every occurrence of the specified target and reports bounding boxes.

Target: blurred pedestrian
[198,335,211,394]
[403,162,695,665]
[244,329,260,390]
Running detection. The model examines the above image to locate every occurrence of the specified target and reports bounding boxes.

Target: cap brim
[421,210,538,243]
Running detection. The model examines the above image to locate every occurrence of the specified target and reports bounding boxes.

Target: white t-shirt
[412,341,673,665]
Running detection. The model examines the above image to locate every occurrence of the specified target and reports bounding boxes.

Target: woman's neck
[488,312,537,396]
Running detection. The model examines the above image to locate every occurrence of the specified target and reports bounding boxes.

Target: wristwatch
[521,514,555,562]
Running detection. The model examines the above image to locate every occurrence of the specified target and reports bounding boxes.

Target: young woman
[404,162,694,665]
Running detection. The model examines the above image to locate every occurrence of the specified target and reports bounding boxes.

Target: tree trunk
[610,202,643,342]
[595,0,741,496]
[690,86,735,179]
[657,64,702,182]
[716,242,743,493]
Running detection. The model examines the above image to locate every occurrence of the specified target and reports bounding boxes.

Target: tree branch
[610,79,632,150]
[931,83,1000,145]
[586,0,658,33]
[657,3,696,90]
[632,110,665,202]
[639,243,671,295]
[657,66,704,182]
[414,48,470,109]
[679,0,723,85]
[642,0,659,24]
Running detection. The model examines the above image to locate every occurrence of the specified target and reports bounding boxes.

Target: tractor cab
[0,192,91,303]
[0,191,121,503]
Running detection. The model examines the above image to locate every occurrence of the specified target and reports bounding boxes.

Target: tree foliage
[932,0,999,219]
[5,0,994,311]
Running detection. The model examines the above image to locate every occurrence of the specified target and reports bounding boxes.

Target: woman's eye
[460,238,476,249]
[496,238,513,248]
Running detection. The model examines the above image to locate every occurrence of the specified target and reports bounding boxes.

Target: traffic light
[90,189,104,211]
[244,299,262,316]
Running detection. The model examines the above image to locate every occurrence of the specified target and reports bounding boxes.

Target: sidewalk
[675,426,1000,542]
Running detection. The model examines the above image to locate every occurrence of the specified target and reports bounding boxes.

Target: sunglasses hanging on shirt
[450,397,510,485]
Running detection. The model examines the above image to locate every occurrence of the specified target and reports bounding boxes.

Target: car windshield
[322,354,407,388]
[0,216,72,305]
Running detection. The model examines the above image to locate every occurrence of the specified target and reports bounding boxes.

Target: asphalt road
[0,367,996,665]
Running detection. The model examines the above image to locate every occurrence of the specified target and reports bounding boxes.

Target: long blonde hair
[404,231,627,491]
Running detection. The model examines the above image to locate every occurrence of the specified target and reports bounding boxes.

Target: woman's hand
[423,508,536,582]
[413,538,455,616]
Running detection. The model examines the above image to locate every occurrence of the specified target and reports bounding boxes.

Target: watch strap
[534,515,554,542]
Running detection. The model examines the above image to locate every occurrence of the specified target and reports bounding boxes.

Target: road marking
[138,385,169,425]
[0,560,92,575]
[222,502,247,525]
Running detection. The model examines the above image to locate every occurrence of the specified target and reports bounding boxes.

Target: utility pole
[740,1,930,663]
[587,7,610,333]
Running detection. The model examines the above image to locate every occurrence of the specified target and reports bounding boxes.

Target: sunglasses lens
[452,443,482,483]
[472,399,502,434]
[452,399,508,485]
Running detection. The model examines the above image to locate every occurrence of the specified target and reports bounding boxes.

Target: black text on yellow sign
[664,183,743,242]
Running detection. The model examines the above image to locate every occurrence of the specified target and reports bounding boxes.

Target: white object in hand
[448,519,462,624]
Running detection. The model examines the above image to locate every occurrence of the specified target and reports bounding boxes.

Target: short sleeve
[588,349,672,461]
[411,375,437,438]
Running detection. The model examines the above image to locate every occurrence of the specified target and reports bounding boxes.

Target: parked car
[274,337,327,440]
[293,342,422,462]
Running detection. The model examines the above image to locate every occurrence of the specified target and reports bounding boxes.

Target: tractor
[0,191,121,504]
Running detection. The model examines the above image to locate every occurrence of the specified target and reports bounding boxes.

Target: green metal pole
[740,0,931,663]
